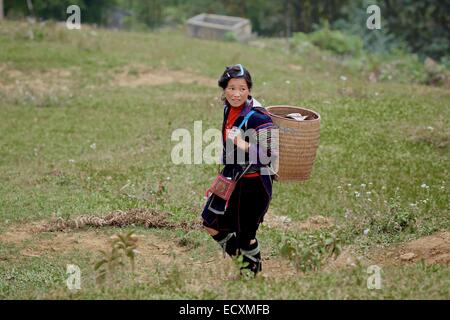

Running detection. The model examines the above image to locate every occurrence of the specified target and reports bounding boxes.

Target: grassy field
[0,20,449,299]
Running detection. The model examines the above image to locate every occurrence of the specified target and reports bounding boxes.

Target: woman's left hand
[227,127,249,152]
[233,134,249,152]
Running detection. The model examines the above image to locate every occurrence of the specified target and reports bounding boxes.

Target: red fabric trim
[243,172,260,178]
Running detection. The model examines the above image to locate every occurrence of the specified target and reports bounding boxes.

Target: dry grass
[38,208,202,232]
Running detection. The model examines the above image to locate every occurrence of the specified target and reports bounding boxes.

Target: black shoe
[240,240,262,276]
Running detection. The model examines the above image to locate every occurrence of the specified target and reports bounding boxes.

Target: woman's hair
[218,64,252,91]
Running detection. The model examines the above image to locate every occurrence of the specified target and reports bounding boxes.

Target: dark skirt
[202,176,271,243]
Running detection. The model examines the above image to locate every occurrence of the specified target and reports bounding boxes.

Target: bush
[279,230,341,273]
[305,24,363,56]
[223,31,237,42]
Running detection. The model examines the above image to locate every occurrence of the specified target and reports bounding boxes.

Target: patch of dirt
[19,231,111,258]
[324,231,450,271]
[1,67,74,85]
[374,231,450,266]
[0,221,46,244]
[402,121,450,151]
[0,66,76,99]
[113,65,216,88]
[0,222,111,258]
[0,208,201,264]
[262,212,335,232]
[2,227,191,266]
[324,246,368,271]
[288,64,303,71]
[262,256,298,278]
[0,229,34,244]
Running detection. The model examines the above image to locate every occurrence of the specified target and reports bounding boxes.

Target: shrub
[307,24,363,56]
[223,31,237,42]
[279,230,341,273]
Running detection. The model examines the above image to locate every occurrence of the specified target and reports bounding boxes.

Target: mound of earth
[378,231,450,266]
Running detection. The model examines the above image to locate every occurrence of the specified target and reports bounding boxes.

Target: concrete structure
[0,0,4,20]
[186,13,252,42]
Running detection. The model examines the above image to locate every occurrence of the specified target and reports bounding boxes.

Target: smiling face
[224,78,250,107]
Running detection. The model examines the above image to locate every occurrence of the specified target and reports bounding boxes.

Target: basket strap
[238,110,256,130]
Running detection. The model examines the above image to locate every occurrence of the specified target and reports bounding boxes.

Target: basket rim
[266,105,321,122]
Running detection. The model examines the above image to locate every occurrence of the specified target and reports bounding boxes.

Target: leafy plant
[94,230,139,286]
[280,231,341,273]
[223,31,237,42]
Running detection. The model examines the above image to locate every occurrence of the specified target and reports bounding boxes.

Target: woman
[201,64,277,276]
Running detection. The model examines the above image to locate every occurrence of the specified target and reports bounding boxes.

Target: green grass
[0,20,449,299]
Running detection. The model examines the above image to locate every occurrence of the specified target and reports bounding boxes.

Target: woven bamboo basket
[266,105,320,181]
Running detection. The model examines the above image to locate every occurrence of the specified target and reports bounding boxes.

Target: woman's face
[224,78,250,107]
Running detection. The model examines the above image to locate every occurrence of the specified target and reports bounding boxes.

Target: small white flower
[421,183,429,189]
[340,75,347,81]
[354,191,361,197]
[426,126,434,131]
[285,80,291,84]
[374,92,379,96]
[361,183,366,188]
[367,198,372,202]
[366,191,372,195]
[337,186,342,189]
[68,159,75,163]
[440,186,445,190]
[363,228,370,236]
[90,143,96,150]
[166,177,171,181]
[347,183,352,187]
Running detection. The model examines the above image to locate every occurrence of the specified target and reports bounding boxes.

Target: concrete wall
[0,0,4,20]
[186,13,252,42]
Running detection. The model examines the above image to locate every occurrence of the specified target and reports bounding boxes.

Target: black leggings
[203,176,271,247]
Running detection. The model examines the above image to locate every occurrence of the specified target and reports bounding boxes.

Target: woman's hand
[227,127,249,152]
[233,133,249,152]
